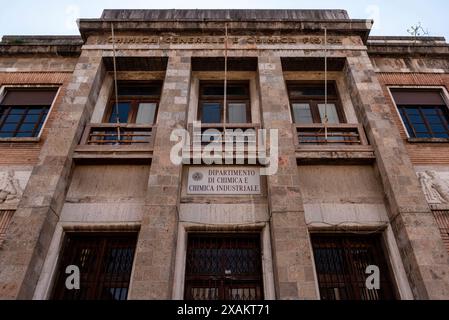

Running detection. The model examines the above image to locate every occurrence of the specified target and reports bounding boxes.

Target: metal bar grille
[185,233,264,301]
[296,124,364,145]
[0,210,14,246]
[84,124,154,145]
[190,123,259,146]
[432,210,449,254]
[311,234,396,300]
[51,232,137,300]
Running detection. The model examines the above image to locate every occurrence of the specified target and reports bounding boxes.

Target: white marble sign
[187,167,261,195]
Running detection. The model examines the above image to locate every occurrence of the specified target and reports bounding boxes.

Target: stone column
[345,52,449,299]
[258,56,318,300]
[129,54,191,299]
[0,50,105,299]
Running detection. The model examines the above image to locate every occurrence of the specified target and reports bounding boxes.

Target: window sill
[407,138,449,144]
[0,137,41,143]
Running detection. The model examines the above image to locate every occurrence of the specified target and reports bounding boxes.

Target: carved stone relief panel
[0,170,32,205]
[417,170,449,205]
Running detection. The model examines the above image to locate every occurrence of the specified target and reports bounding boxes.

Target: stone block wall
[258,55,318,300]
[344,52,449,299]
[0,50,104,299]
[129,54,191,299]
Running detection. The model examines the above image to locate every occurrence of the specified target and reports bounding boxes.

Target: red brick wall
[0,72,72,165]
[377,73,449,165]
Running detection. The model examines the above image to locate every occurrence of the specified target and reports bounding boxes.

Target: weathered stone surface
[258,55,318,300]
[1,9,449,301]
[128,55,191,299]
[344,52,449,300]
[0,51,104,299]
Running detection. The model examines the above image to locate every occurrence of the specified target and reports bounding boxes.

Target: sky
[0,0,448,39]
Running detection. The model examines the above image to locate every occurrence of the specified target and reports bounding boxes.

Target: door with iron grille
[185,233,264,300]
[311,234,397,300]
[51,232,138,300]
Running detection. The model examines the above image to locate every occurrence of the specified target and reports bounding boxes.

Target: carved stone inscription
[106,35,344,46]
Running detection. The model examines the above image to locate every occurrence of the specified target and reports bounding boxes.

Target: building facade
[0,9,448,300]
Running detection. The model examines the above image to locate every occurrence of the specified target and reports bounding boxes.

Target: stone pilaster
[258,56,318,300]
[344,52,449,299]
[0,50,105,299]
[128,54,191,299]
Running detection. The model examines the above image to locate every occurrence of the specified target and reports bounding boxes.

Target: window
[391,89,449,139]
[185,233,264,300]
[287,82,344,124]
[199,82,251,124]
[105,81,161,124]
[0,88,57,138]
[0,210,14,247]
[51,232,138,300]
[311,234,396,300]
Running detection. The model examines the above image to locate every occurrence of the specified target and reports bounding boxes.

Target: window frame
[287,81,346,124]
[310,233,398,301]
[184,232,264,301]
[51,231,138,300]
[0,106,50,138]
[198,81,251,124]
[103,81,162,124]
[0,85,60,140]
[387,86,449,140]
[398,105,449,138]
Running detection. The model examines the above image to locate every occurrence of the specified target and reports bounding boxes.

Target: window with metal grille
[0,210,14,246]
[185,233,264,300]
[391,89,449,139]
[311,234,397,300]
[432,210,449,254]
[51,232,138,300]
[0,88,57,138]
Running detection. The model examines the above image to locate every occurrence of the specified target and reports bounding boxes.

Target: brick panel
[0,72,71,85]
[0,72,72,165]
[378,73,449,165]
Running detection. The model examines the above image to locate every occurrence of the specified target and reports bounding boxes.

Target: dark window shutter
[1,89,57,106]
[391,90,445,106]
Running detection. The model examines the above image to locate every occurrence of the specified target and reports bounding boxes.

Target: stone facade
[0,9,448,300]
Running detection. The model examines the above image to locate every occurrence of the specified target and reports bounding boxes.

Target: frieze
[104,35,344,46]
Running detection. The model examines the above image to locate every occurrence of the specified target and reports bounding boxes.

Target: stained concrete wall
[67,165,149,202]
[371,56,449,74]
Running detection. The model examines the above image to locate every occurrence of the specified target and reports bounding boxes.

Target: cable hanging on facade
[324,27,329,141]
[111,22,121,142]
[223,22,229,134]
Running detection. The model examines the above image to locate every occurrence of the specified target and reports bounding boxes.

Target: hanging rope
[324,27,329,141]
[223,22,229,134]
[111,23,121,142]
